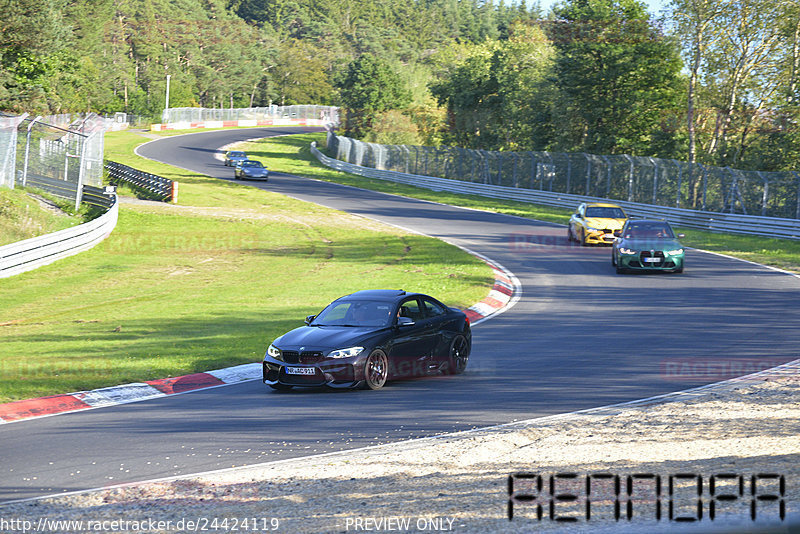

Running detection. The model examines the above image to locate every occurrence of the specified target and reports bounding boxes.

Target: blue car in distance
[224,150,248,166]
[234,160,269,181]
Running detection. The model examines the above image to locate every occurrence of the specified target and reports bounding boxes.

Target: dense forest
[1,0,798,172]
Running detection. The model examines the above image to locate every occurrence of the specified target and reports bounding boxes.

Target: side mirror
[397,316,415,327]
[304,315,316,325]
[677,233,685,238]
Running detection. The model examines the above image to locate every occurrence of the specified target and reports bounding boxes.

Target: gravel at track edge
[2,361,798,534]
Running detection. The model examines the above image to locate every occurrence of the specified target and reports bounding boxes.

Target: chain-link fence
[327,133,800,219]
[163,105,338,125]
[0,112,108,208]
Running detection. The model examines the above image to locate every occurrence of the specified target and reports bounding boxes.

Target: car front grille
[639,250,665,266]
[281,351,324,364]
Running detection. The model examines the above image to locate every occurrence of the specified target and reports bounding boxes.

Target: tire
[567,226,574,242]
[611,251,617,266]
[447,334,470,375]
[674,266,684,273]
[579,229,588,247]
[363,349,389,390]
[269,383,293,391]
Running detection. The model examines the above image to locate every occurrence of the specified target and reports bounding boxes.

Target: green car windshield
[585,207,626,218]
[623,222,675,239]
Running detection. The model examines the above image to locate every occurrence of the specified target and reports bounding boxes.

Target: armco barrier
[105,160,175,202]
[0,193,118,278]
[311,142,800,240]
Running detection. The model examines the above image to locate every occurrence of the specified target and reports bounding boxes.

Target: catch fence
[327,133,800,220]
[0,112,108,210]
[162,105,338,125]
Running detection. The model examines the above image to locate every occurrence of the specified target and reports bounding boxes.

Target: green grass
[0,129,491,403]
[236,132,800,274]
[0,188,84,246]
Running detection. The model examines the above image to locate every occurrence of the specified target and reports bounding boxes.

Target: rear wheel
[448,334,470,375]
[363,349,388,390]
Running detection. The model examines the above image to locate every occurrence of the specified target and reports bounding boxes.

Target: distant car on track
[234,160,269,181]
[263,290,471,391]
[612,219,685,274]
[568,202,628,246]
[224,150,248,166]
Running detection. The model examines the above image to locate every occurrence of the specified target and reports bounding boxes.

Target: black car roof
[336,289,417,302]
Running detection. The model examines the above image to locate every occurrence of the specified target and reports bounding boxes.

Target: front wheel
[363,349,389,390]
[447,334,470,375]
[579,229,588,247]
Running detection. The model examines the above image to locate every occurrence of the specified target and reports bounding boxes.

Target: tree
[549,0,684,155]
[336,54,411,137]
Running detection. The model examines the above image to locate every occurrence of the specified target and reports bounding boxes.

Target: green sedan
[611,219,685,274]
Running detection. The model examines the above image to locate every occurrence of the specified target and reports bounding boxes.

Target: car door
[388,297,437,377]
[420,297,451,362]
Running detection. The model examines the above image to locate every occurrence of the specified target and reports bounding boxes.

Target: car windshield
[585,206,626,218]
[311,300,394,327]
[242,161,262,167]
[623,222,675,239]
[229,152,245,157]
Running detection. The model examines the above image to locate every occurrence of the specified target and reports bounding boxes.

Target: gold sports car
[567,203,628,246]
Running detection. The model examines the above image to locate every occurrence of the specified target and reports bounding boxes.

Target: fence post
[75,137,89,211]
[623,154,634,202]
[583,153,591,195]
[700,164,708,211]
[649,157,659,205]
[758,172,768,217]
[794,172,800,219]
[673,160,682,208]
[601,156,611,198]
[565,153,571,194]
[22,115,42,188]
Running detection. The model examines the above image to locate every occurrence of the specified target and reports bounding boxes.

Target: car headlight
[328,346,364,359]
[267,344,281,359]
[585,226,598,232]
[619,247,637,254]
[667,249,684,255]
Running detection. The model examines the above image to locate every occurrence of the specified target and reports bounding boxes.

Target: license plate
[643,257,661,263]
[285,367,316,376]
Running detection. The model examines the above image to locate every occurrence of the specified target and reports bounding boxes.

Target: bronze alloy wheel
[364,349,389,390]
[448,335,470,375]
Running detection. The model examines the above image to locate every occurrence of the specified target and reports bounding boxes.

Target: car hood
[585,217,626,229]
[244,168,268,175]
[620,238,683,250]
[273,325,383,351]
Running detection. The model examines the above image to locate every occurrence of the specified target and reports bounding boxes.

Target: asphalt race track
[2,127,799,503]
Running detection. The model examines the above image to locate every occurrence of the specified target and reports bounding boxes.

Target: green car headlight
[619,247,637,254]
[328,346,364,359]
[667,249,684,255]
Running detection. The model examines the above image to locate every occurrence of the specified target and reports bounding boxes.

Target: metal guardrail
[311,142,800,240]
[105,161,175,202]
[0,193,119,279]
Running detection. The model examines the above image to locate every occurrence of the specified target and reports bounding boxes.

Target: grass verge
[237,132,800,274]
[0,129,491,403]
[0,188,84,246]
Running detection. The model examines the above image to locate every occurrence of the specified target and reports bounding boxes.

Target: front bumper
[585,229,620,245]
[618,252,684,271]
[240,172,269,181]
[262,354,361,388]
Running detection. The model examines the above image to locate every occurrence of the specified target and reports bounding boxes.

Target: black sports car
[263,290,472,391]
